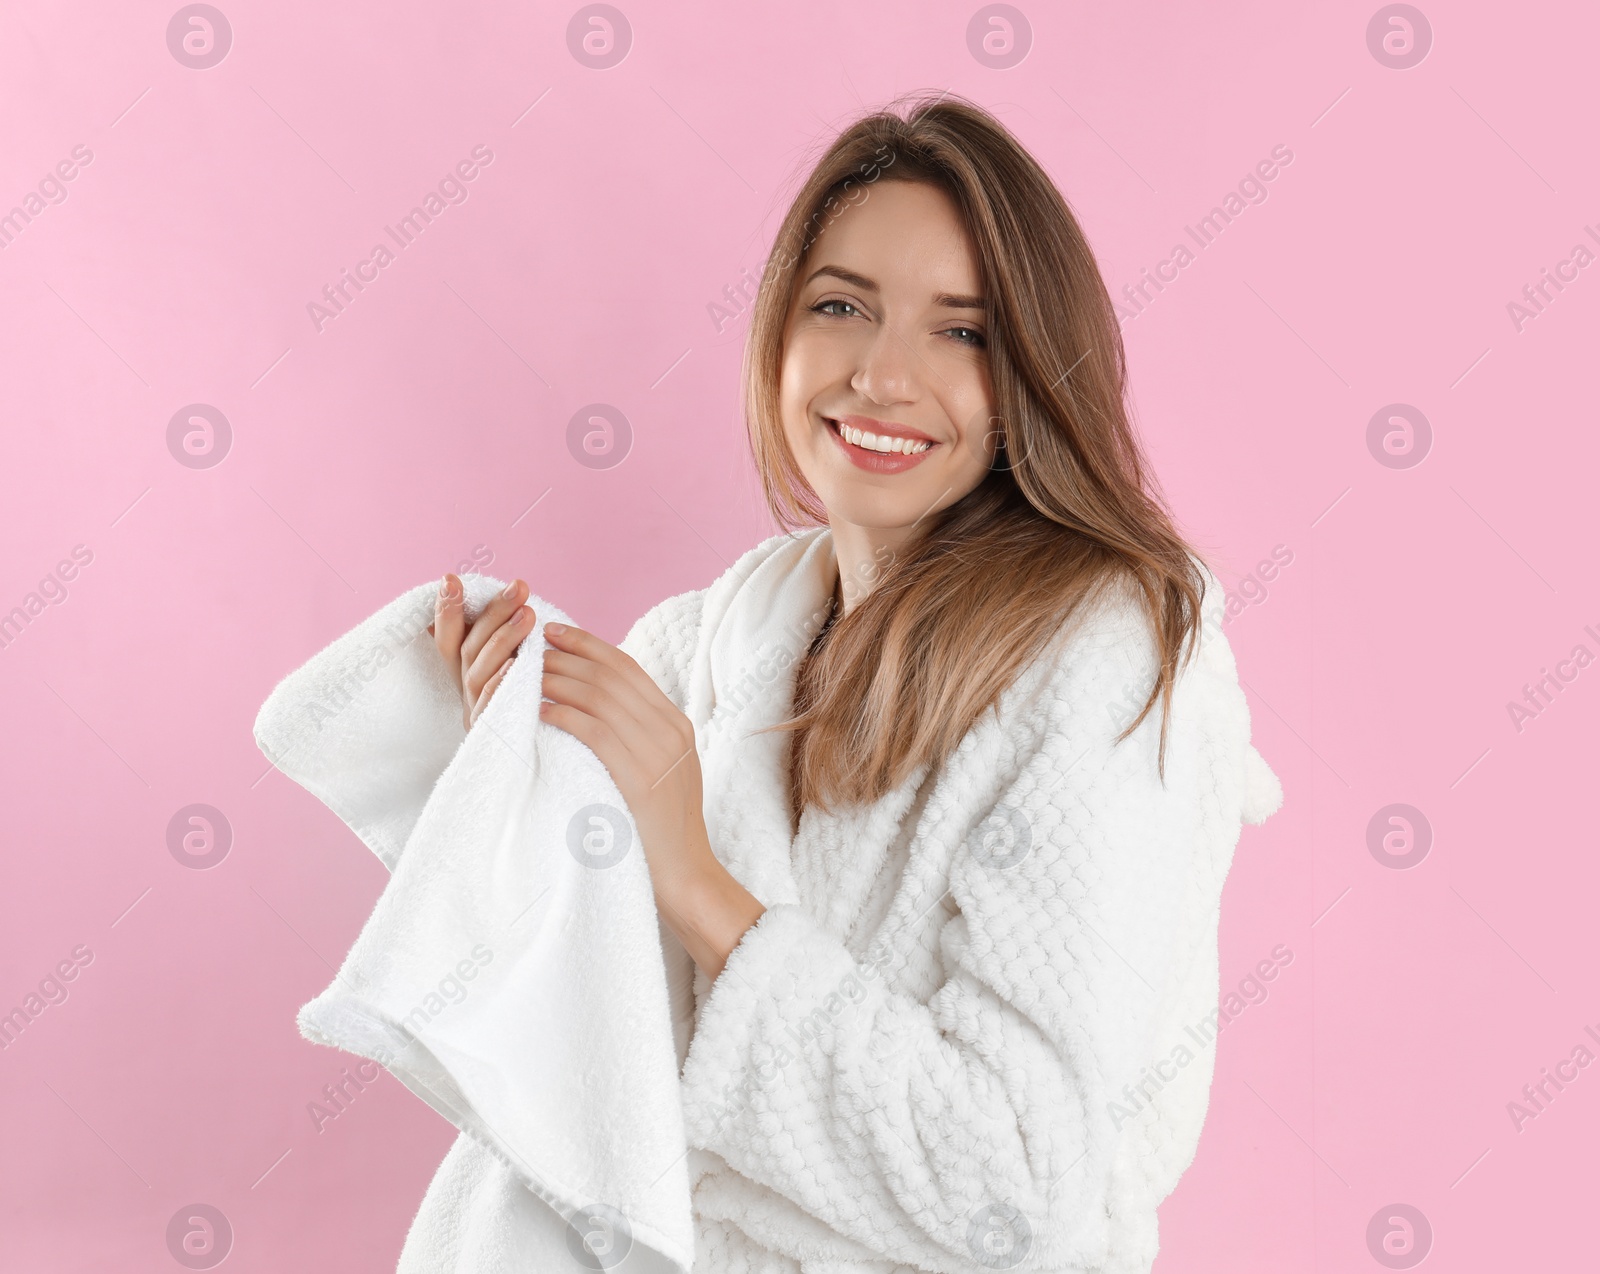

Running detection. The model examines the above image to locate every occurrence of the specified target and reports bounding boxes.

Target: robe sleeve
[676,585,1280,1273]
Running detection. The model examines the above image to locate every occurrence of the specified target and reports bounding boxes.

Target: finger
[538,670,633,730]
[468,656,515,728]
[540,648,655,724]
[543,623,666,706]
[464,605,537,703]
[544,643,700,771]
[434,575,466,689]
[461,579,530,670]
[537,701,645,791]
[544,642,695,756]
[541,666,685,780]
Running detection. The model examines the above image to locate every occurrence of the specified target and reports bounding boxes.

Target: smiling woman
[417,92,1283,1274]
[745,101,1216,821]
[777,182,996,514]
[782,183,994,491]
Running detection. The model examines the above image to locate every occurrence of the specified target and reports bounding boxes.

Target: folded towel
[253,576,695,1274]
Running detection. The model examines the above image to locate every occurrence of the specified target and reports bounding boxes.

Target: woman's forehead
[800,183,984,302]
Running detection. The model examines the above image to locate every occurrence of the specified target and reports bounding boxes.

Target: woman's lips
[824,417,937,473]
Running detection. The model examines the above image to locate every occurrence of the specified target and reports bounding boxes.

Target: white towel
[253,576,695,1274]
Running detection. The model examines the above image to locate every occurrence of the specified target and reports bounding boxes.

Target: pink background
[2,0,1595,1269]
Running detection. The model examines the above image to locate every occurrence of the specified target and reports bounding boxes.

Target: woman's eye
[944,326,987,348]
[810,298,861,318]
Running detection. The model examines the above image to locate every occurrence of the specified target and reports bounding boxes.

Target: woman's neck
[828,519,913,617]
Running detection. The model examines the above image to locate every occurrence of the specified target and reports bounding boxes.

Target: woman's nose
[849,322,918,406]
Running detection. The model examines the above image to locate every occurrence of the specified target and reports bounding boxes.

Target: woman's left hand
[537,621,765,978]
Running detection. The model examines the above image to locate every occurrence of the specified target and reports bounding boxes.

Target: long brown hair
[745,93,1209,816]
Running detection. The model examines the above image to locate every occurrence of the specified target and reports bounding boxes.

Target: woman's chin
[817,490,936,533]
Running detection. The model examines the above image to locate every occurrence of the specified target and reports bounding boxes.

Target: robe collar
[687,527,932,942]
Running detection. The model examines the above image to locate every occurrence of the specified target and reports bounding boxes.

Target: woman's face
[778,179,999,537]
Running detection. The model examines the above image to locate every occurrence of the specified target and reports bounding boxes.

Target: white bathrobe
[396,525,1283,1273]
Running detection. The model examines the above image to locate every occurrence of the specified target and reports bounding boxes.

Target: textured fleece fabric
[616,527,1282,1273]
[266,523,1282,1273]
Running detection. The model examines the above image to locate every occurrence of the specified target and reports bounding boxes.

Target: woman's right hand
[429,574,537,731]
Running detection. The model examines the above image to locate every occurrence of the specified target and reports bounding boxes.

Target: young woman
[430,94,1281,1274]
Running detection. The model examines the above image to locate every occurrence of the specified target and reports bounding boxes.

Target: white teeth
[834,421,931,455]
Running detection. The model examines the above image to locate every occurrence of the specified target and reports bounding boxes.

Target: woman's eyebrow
[804,265,986,312]
[804,264,878,292]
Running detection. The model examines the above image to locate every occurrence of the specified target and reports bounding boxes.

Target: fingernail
[545,621,565,636]
[501,579,519,599]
